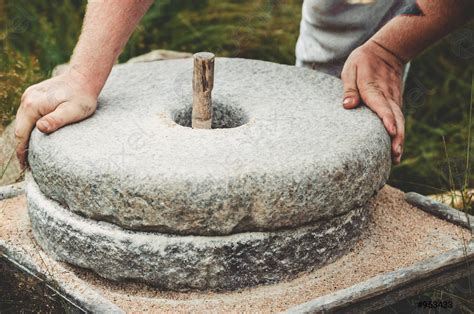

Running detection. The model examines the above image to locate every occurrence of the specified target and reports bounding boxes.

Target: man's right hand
[15,72,98,169]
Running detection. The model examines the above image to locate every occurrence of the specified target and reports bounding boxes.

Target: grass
[390,27,474,196]
[1,0,473,197]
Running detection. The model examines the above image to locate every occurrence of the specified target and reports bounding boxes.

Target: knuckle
[14,128,23,139]
[344,87,358,96]
[21,97,35,110]
[344,86,358,93]
[44,115,61,128]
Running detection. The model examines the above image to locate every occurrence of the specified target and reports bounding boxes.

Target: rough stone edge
[283,240,474,314]
[405,192,474,231]
[0,240,125,314]
[126,49,192,63]
[0,181,25,200]
[26,175,370,291]
[30,57,392,237]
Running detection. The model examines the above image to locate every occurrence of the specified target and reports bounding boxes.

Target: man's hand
[15,72,97,168]
[341,39,405,164]
[341,0,474,165]
[14,0,153,169]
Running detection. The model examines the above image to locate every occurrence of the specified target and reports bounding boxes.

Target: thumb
[36,100,96,134]
[341,66,361,109]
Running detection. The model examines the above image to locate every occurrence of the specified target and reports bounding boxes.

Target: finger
[341,65,361,109]
[15,99,42,169]
[15,109,40,169]
[15,90,60,168]
[389,100,405,165]
[358,84,397,137]
[23,86,63,115]
[36,99,96,134]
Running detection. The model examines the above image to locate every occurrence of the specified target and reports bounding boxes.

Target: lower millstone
[27,176,371,291]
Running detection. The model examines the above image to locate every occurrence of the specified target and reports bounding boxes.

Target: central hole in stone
[173,101,249,129]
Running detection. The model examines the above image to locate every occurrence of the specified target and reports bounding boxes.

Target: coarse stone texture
[26,175,371,291]
[4,186,469,311]
[28,58,391,236]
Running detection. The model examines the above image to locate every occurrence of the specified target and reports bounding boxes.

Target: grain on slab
[0,186,470,313]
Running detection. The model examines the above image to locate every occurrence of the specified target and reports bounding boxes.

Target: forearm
[69,0,153,96]
[370,0,474,63]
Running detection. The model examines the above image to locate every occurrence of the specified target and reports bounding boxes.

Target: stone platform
[1,186,472,312]
[26,58,391,290]
[27,175,369,291]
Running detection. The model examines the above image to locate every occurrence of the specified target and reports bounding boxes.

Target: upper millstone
[28,58,391,236]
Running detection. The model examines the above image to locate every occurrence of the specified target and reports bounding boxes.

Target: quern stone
[27,176,371,291]
[28,58,391,236]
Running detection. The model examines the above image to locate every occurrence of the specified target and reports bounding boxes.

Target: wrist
[65,63,109,98]
[361,39,406,67]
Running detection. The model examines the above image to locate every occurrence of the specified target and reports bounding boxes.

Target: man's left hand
[341,39,405,165]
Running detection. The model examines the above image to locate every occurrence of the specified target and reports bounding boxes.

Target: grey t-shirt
[296,0,414,76]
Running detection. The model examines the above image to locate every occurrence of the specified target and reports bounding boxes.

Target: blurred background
[1,0,473,202]
[0,1,473,311]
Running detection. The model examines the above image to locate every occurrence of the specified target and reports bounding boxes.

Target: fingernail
[38,120,50,131]
[343,97,352,106]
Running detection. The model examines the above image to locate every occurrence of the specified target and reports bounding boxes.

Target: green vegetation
[1,0,473,201]
[393,34,474,199]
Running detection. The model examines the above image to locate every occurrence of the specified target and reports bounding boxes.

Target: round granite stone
[26,176,371,291]
[28,58,390,236]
